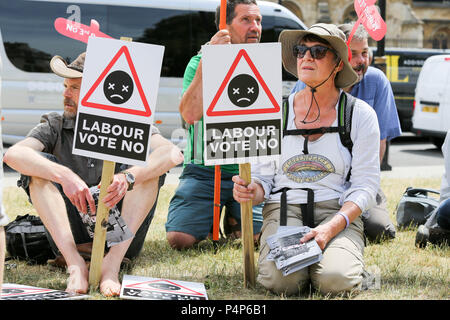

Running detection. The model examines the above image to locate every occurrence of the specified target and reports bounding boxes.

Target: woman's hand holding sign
[232,175,264,205]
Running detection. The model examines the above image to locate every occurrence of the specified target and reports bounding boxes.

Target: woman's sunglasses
[293,45,338,60]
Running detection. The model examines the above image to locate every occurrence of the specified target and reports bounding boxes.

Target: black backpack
[5,214,55,264]
[396,187,440,228]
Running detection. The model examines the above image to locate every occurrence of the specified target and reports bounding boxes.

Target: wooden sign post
[88,160,115,288]
[239,163,255,288]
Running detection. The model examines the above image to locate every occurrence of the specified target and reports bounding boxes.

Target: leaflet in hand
[266,226,322,276]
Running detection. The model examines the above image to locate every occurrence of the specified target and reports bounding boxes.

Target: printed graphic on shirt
[282,154,335,183]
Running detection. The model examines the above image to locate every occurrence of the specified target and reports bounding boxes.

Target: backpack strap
[282,96,340,137]
[20,233,30,260]
[338,91,355,154]
[284,126,340,137]
[282,97,289,133]
[273,187,315,228]
[338,91,356,181]
[282,93,351,139]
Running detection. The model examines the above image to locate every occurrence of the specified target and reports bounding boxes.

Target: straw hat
[279,23,357,88]
[50,52,85,78]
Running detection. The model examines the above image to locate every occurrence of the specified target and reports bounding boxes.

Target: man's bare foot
[99,256,122,297]
[66,262,89,294]
[100,273,121,297]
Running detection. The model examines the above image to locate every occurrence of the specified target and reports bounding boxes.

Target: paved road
[389,134,443,167]
[383,134,444,179]
[2,133,445,187]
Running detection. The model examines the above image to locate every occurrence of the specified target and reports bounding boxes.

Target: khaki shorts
[257,199,365,296]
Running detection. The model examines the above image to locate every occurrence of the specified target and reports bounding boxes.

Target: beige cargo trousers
[257,199,365,296]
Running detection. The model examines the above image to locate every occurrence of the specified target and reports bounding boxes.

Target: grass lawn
[2,175,449,300]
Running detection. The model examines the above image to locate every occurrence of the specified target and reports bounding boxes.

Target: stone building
[271,0,450,49]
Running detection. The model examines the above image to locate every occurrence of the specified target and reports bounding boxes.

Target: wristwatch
[121,171,135,191]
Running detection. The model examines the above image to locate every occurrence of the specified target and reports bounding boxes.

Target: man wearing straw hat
[4,52,183,296]
[233,23,380,295]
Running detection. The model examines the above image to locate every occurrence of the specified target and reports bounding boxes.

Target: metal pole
[374,0,386,72]
[374,0,392,171]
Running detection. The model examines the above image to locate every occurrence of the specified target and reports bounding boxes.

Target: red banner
[54,18,113,43]
[353,0,386,41]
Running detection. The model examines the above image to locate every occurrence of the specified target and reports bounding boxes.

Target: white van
[0,0,306,145]
[412,54,450,147]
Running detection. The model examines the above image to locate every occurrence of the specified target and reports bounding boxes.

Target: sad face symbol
[148,283,180,291]
[227,74,259,107]
[103,70,134,104]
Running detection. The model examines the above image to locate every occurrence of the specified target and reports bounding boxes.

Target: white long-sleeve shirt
[252,91,380,213]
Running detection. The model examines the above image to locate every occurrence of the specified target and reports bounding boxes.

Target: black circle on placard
[148,283,181,291]
[103,70,134,104]
[227,74,259,107]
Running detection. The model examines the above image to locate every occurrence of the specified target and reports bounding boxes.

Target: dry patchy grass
[2,176,449,300]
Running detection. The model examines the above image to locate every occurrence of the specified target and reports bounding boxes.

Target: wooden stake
[239,163,255,288]
[88,160,116,288]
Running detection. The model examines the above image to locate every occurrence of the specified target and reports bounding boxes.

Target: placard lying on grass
[120,274,208,300]
[1,283,90,300]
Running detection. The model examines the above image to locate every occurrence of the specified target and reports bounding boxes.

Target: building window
[432,29,449,49]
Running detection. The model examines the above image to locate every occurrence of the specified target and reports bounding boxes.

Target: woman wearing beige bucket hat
[232,24,381,295]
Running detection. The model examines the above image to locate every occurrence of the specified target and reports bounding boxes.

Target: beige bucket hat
[279,23,357,88]
[50,52,85,78]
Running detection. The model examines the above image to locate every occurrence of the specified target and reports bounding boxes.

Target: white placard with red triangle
[202,43,282,166]
[72,37,164,166]
[1,283,90,300]
[120,275,208,300]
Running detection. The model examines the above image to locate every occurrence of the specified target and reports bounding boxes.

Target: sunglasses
[293,45,338,60]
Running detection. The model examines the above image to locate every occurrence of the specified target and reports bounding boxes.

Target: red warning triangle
[128,279,205,296]
[81,46,151,117]
[206,49,280,117]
